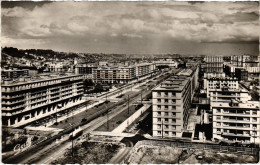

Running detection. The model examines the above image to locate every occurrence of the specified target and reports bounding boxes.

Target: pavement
[25,126,63,132]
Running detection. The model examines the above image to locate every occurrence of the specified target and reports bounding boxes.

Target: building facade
[212,100,260,144]
[152,75,192,138]
[205,56,224,73]
[1,74,84,127]
[2,69,29,79]
[75,64,97,75]
[92,63,155,84]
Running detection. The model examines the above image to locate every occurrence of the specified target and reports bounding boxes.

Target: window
[223,123,229,126]
[217,128,221,133]
[172,119,176,123]
[253,124,257,129]
[172,125,176,130]
[217,122,221,126]
[157,124,161,129]
[158,131,161,135]
[253,118,257,122]
[172,106,176,110]
[165,106,168,110]
[223,109,229,113]
[165,92,168,97]
[157,105,161,110]
[172,112,176,117]
[157,118,161,122]
[252,110,257,115]
[165,118,169,123]
[217,109,221,113]
[157,99,161,103]
[216,116,221,120]
[165,112,169,116]
[165,131,169,135]
[165,99,168,103]
[172,99,176,103]
[172,132,176,136]
[171,92,176,97]
[165,125,169,129]
[157,92,161,96]
[157,112,161,116]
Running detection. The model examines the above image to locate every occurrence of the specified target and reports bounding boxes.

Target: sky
[1,1,259,55]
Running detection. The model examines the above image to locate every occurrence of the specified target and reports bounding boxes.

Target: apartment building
[204,77,239,98]
[212,100,260,144]
[205,56,224,73]
[154,59,179,68]
[75,63,97,74]
[1,73,84,127]
[135,63,156,78]
[152,75,192,138]
[177,66,199,97]
[228,55,260,74]
[209,78,260,143]
[92,63,155,84]
[92,66,136,84]
[2,69,29,79]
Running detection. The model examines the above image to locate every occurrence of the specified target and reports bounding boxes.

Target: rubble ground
[126,144,258,164]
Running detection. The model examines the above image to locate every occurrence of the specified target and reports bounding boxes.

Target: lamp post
[141,91,143,105]
[128,95,130,115]
[162,120,164,139]
[107,106,109,131]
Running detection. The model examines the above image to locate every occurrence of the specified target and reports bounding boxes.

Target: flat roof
[153,76,190,92]
[1,73,83,86]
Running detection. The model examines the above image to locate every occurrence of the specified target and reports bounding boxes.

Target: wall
[112,105,151,133]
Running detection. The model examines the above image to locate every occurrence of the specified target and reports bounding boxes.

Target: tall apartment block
[205,56,224,73]
[210,80,260,143]
[1,73,84,127]
[152,75,192,138]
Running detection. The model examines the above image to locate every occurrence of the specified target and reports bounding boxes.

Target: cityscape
[1,1,260,164]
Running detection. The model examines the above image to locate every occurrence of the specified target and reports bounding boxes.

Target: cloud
[1,1,259,53]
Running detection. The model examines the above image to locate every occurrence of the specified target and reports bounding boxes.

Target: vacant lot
[51,141,120,164]
[126,145,258,164]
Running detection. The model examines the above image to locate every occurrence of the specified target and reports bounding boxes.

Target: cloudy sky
[1,1,259,55]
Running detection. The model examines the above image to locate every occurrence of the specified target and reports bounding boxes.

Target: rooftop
[153,76,190,92]
[1,73,83,86]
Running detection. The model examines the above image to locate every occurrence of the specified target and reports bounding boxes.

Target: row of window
[156,92,176,97]
[216,122,257,128]
[216,128,257,135]
[156,131,176,136]
[156,99,176,103]
[216,116,258,122]
[156,124,176,130]
[156,105,177,110]
[156,112,176,117]
[215,109,258,115]
[156,118,177,123]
